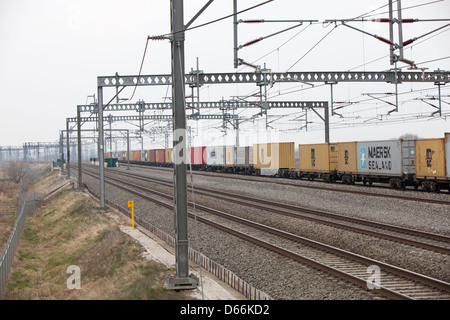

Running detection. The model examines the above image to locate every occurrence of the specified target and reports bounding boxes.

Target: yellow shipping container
[129,150,136,161]
[165,148,173,164]
[253,142,295,170]
[415,138,447,179]
[225,146,235,166]
[299,143,337,173]
[335,142,357,173]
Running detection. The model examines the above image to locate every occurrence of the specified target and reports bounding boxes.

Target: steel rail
[123,163,450,206]
[79,167,450,299]
[94,166,450,254]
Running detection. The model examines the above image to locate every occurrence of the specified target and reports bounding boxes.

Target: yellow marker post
[128,201,134,229]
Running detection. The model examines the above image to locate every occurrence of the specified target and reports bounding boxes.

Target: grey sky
[0,0,449,150]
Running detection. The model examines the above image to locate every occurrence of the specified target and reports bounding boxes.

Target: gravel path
[76,165,449,300]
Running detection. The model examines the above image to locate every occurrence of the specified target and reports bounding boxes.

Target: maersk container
[299,143,337,173]
[415,137,447,179]
[236,146,253,166]
[206,146,226,166]
[253,142,295,170]
[356,140,407,176]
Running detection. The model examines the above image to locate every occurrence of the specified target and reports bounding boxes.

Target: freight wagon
[116,133,449,193]
[253,142,295,176]
[165,148,173,166]
[296,143,337,182]
[235,146,254,174]
[415,133,450,192]
[206,145,226,172]
[189,146,207,170]
[335,139,416,189]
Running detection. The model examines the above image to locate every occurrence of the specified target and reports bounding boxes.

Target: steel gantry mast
[86,0,449,292]
[165,0,198,290]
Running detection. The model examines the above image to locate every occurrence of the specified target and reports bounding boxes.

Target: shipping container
[446,133,450,179]
[336,142,357,173]
[356,140,403,176]
[165,148,173,164]
[135,150,141,162]
[236,146,253,166]
[225,146,236,166]
[415,138,447,179]
[401,140,416,175]
[253,142,295,170]
[299,143,337,173]
[148,149,156,162]
[206,146,226,166]
[155,149,165,163]
[190,146,207,165]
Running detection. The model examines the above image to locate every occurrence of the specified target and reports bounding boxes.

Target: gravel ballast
[76,165,449,299]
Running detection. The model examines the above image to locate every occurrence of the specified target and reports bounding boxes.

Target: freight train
[113,133,450,193]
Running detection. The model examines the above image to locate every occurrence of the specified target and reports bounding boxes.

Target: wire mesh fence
[0,168,73,299]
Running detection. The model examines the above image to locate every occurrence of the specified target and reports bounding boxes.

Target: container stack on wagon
[415,133,450,192]
[297,143,337,182]
[253,142,295,177]
[115,132,450,193]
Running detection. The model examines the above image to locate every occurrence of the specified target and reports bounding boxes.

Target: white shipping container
[356,140,403,175]
[236,146,253,166]
[206,146,225,166]
[401,140,416,175]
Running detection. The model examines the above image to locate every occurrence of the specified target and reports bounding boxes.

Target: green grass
[2,189,192,300]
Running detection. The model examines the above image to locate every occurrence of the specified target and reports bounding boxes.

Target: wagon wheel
[429,182,440,193]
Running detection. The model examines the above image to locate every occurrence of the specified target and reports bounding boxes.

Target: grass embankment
[3,188,189,300]
[0,177,19,254]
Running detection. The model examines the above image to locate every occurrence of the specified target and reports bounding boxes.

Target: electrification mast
[165,0,199,290]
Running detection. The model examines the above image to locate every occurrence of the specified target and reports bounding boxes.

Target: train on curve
[111,133,450,193]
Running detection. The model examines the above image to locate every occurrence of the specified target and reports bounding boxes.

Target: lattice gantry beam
[68,113,238,123]
[97,70,450,87]
[77,101,327,113]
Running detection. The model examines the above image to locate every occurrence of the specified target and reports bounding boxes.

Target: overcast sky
[0,0,449,151]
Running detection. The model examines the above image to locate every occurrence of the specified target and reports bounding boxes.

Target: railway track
[121,163,450,206]
[89,165,450,255]
[75,165,450,300]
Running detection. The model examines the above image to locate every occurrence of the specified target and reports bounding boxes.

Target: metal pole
[324,103,330,143]
[66,120,71,179]
[437,82,442,117]
[77,108,83,190]
[60,131,65,174]
[233,0,238,68]
[109,114,113,167]
[97,86,106,209]
[165,0,198,290]
[397,0,405,62]
[389,0,395,65]
[127,129,130,170]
